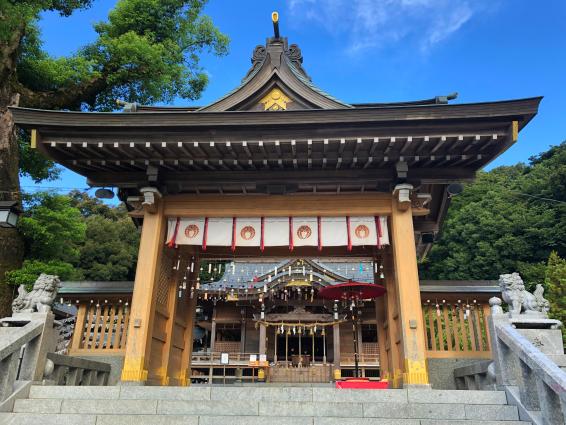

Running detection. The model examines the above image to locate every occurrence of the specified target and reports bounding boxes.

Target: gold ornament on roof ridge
[260,88,291,111]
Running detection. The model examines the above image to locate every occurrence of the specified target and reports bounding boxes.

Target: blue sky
[22,0,566,197]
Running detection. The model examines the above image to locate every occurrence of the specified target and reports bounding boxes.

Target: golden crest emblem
[240,226,256,240]
[184,224,199,239]
[355,224,370,239]
[260,88,291,111]
[297,225,312,240]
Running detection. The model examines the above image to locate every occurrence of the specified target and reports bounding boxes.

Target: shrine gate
[11,17,540,388]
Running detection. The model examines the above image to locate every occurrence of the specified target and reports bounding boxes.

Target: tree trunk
[0,88,24,317]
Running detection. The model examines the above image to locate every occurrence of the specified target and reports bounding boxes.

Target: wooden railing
[213,341,241,354]
[191,352,256,364]
[341,352,380,364]
[422,300,491,359]
[69,300,130,355]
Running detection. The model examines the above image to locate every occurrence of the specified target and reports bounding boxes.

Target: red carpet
[335,378,389,389]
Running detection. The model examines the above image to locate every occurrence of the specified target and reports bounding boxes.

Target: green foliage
[69,191,140,281]
[19,192,86,264]
[18,130,61,182]
[545,252,566,337]
[5,0,228,177]
[5,259,82,289]
[5,191,139,285]
[421,142,566,290]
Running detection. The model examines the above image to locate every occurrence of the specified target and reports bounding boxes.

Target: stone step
[0,414,530,425]
[26,385,509,405]
[548,354,566,367]
[13,398,519,421]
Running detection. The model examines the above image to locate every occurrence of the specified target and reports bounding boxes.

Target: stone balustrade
[0,311,112,409]
[44,352,110,386]
[453,359,496,390]
[488,297,566,425]
[0,319,45,402]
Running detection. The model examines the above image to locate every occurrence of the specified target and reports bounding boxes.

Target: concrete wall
[72,355,124,386]
[427,358,487,389]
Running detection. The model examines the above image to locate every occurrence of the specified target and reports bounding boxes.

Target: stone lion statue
[499,272,550,317]
[12,274,61,314]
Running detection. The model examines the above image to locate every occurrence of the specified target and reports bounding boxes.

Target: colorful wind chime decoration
[170,253,387,305]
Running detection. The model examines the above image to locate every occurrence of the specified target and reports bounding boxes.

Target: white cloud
[287,0,480,54]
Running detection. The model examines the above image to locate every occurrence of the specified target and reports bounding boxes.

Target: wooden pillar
[175,255,200,386]
[333,323,341,378]
[121,197,166,383]
[160,254,199,386]
[323,328,327,364]
[390,186,429,386]
[259,323,267,355]
[157,253,182,385]
[375,297,390,380]
[210,307,217,353]
[178,290,198,386]
[357,321,363,359]
[383,253,403,384]
[274,328,278,363]
[240,317,246,353]
[69,303,87,352]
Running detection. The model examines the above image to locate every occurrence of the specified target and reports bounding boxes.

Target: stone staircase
[0,385,530,425]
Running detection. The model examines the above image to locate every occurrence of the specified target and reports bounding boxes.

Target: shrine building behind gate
[11,19,541,388]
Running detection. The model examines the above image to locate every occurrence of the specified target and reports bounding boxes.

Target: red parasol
[318,281,386,300]
[318,280,386,381]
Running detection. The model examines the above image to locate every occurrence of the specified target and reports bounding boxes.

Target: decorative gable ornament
[260,88,291,111]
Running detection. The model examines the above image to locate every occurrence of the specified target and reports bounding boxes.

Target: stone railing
[453,288,566,424]
[488,297,566,425]
[453,359,496,390]
[0,319,46,402]
[491,321,566,425]
[43,352,110,385]
[0,312,112,409]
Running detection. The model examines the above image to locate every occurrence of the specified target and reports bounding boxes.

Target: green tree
[0,0,228,314]
[545,252,566,338]
[6,260,82,289]
[421,142,566,290]
[18,192,86,263]
[69,191,140,281]
[5,192,86,289]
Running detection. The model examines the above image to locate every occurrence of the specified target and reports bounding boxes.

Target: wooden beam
[30,129,38,149]
[163,193,392,217]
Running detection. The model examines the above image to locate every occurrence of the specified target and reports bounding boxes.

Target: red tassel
[231,217,237,252]
[289,216,294,251]
[375,216,382,250]
[317,216,322,252]
[167,217,180,248]
[346,216,352,251]
[260,217,265,252]
[202,217,209,251]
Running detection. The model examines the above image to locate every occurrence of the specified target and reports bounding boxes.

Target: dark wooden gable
[199,37,352,112]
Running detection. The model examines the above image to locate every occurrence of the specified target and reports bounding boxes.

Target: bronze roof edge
[10,96,542,129]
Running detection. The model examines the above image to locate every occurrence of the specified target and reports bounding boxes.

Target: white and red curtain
[166,216,389,251]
